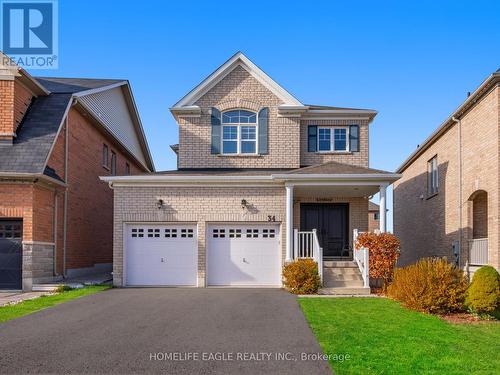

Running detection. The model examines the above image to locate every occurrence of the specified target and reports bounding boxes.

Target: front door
[0,220,23,290]
[300,204,349,257]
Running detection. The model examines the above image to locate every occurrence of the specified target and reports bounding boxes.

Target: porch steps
[319,260,370,295]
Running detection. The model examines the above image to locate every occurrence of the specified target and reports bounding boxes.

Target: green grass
[299,297,500,375]
[0,285,111,323]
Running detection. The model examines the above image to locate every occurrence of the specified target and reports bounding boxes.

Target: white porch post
[379,184,387,233]
[286,184,294,262]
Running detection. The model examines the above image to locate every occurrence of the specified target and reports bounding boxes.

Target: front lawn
[0,285,111,323]
[299,297,500,375]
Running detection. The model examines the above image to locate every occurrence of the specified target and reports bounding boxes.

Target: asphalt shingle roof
[35,77,124,93]
[0,93,72,174]
[0,77,126,177]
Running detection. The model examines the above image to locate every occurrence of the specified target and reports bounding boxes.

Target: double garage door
[125,223,280,287]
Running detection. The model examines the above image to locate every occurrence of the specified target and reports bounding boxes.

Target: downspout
[452,116,462,268]
[62,114,69,278]
[53,190,58,276]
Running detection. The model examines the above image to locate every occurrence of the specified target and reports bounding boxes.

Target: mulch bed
[438,313,498,324]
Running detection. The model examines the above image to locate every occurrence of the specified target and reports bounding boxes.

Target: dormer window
[222,110,257,154]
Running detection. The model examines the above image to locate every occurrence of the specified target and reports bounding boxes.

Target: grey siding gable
[78,87,147,167]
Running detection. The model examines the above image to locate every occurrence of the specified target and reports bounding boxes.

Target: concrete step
[324,280,365,288]
[318,287,371,296]
[323,267,361,276]
[323,273,363,282]
[323,261,357,268]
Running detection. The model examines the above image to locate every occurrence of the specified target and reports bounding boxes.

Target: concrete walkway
[0,288,332,374]
[0,291,52,306]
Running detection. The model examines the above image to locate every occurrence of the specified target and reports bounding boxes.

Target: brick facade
[0,80,15,142]
[300,119,370,167]
[394,85,499,270]
[0,83,148,289]
[175,65,369,170]
[111,185,369,287]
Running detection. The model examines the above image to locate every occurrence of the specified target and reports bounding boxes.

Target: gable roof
[397,71,500,173]
[35,77,125,94]
[0,75,155,177]
[172,52,303,108]
[369,201,379,211]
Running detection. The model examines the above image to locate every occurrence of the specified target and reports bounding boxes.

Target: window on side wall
[317,127,348,152]
[374,212,380,220]
[428,156,438,195]
[111,151,117,176]
[125,162,130,175]
[221,110,257,155]
[102,144,109,169]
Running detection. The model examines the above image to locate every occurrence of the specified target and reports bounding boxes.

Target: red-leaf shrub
[355,232,400,288]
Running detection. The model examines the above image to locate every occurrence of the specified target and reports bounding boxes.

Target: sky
[29,0,500,230]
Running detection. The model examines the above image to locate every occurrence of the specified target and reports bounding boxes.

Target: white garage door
[207,224,281,286]
[125,224,197,286]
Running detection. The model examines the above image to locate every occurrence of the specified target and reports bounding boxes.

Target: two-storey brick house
[0,56,154,290]
[394,71,500,275]
[103,52,399,293]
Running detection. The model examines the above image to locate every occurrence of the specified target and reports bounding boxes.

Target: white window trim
[221,110,258,155]
[317,126,349,153]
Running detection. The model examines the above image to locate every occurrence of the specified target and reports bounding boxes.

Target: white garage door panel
[207,225,281,286]
[126,225,197,286]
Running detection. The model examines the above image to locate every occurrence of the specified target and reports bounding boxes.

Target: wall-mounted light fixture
[156,199,165,209]
[241,199,248,210]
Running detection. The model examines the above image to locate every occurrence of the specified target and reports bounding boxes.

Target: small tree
[355,232,400,289]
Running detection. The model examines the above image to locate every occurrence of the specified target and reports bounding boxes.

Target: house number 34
[267,215,276,222]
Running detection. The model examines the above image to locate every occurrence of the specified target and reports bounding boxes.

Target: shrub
[283,259,321,295]
[387,257,468,313]
[355,232,400,288]
[55,285,73,293]
[465,266,500,315]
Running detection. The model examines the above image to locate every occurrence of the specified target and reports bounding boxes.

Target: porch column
[285,184,294,262]
[379,184,387,233]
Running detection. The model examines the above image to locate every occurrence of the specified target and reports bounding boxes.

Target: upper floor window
[318,127,348,152]
[428,156,438,195]
[221,110,257,154]
[111,151,117,175]
[102,144,109,168]
[125,162,130,175]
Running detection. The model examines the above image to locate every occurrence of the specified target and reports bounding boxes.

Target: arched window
[221,110,257,154]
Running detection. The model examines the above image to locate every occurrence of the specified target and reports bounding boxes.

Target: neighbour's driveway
[0,288,332,374]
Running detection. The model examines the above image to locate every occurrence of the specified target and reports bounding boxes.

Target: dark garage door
[0,220,22,289]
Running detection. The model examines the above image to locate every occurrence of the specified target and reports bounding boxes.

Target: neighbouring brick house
[368,202,380,232]
[0,57,154,290]
[102,52,400,294]
[394,70,500,274]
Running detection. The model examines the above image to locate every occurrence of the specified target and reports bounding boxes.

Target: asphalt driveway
[0,288,332,374]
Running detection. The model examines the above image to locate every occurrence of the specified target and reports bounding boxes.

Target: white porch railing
[469,238,488,265]
[293,229,323,284]
[353,229,369,288]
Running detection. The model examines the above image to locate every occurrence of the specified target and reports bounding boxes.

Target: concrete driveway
[0,288,332,374]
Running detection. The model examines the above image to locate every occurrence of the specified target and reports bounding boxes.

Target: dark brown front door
[300,204,349,257]
[0,220,23,290]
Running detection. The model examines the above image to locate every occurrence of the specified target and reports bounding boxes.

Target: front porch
[278,175,394,294]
